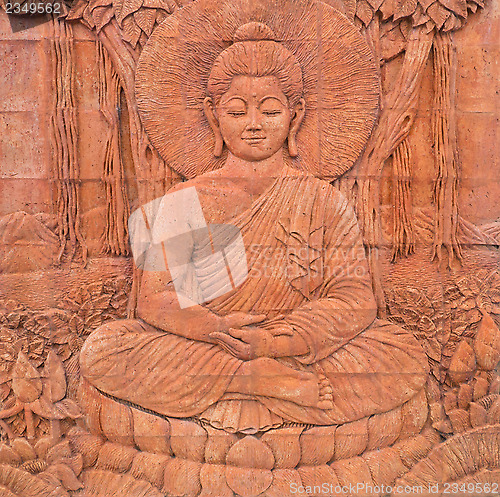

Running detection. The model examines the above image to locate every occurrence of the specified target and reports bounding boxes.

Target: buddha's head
[203,22,306,162]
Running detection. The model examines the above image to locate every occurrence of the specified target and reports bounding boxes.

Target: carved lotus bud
[449,341,476,385]
[474,311,500,371]
[457,383,473,409]
[12,352,42,403]
[447,409,471,433]
[487,397,500,424]
[469,402,488,428]
[43,351,66,403]
[11,438,36,462]
[0,443,22,466]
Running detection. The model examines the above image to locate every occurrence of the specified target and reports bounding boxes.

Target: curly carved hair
[207,22,304,107]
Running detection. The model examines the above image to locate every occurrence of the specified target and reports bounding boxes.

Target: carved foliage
[66,0,182,47]
[356,0,485,31]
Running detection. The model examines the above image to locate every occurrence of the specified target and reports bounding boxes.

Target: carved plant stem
[392,137,415,260]
[50,419,61,443]
[0,419,14,441]
[432,31,462,265]
[97,40,130,256]
[356,26,434,315]
[24,406,35,440]
[49,17,88,263]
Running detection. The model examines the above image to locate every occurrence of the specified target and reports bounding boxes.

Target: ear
[288,98,305,158]
[203,97,224,157]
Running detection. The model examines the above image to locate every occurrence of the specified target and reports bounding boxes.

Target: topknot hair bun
[233,22,276,42]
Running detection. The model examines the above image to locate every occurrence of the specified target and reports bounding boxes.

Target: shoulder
[165,173,235,199]
[299,174,355,216]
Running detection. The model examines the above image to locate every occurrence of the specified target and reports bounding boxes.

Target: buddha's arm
[281,195,378,364]
[137,254,265,343]
[137,267,218,341]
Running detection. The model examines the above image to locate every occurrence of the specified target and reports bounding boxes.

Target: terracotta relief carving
[0,0,499,495]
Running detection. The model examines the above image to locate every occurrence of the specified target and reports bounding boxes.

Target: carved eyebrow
[221,96,247,106]
[259,95,287,105]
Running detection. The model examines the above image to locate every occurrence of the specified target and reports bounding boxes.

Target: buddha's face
[204,75,305,162]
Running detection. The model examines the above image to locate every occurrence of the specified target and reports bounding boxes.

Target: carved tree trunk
[431,31,461,265]
[97,19,179,315]
[355,26,435,315]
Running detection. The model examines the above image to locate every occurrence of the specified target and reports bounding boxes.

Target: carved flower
[356,0,485,32]
[387,285,447,377]
[446,269,500,332]
[0,438,83,492]
[58,276,131,333]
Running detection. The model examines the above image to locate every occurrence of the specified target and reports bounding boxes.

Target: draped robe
[80,170,428,433]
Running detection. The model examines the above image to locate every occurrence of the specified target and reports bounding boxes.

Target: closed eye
[228,111,245,117]
[263,110,282,116]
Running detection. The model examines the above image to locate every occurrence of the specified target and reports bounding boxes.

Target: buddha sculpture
[79,2,429,443]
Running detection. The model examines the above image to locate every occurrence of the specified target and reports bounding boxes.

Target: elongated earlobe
[203,97,224,157]
[288,98,305,158]
[288,134,298,157]
[213,133,224,157]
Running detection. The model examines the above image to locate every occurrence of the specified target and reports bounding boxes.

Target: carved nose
[246,108,262,131]
[247,122,263,131]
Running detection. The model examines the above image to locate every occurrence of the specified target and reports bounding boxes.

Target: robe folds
[80,170,428,433]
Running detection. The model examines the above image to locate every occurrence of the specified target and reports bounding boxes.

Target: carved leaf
[93,5,115,32]
[427,2,451,29]
[134,7,157,36]
[226,436,275,469]
[356,0,375,25]
[440,0,468,17]
[449,341,476,385]
[142,0,170,9]
[46,440,72,465]
[0,443,22,466]
[366,0,384,10]
[12,352,42,403]
[65,453,83,476]
[29,396,65,420]
[11,437,36,462]
[393,0,418,20]
[457,383,473,409]
[469,402,488,427]
[423,337,442,361]
[0,382,10,402]
[115,0,143,25]
[489,376,500,395]
[122,15,143,48]
[44,463,83,491]
[474,312,500,370]
[34,436,53,460]
[54,399,82,419]
[447,408,471,433]
[473,377,489,400]
[69,315,84,335]
[87,0,112,10]
[43,351,66,403]
[487,397,500,424]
